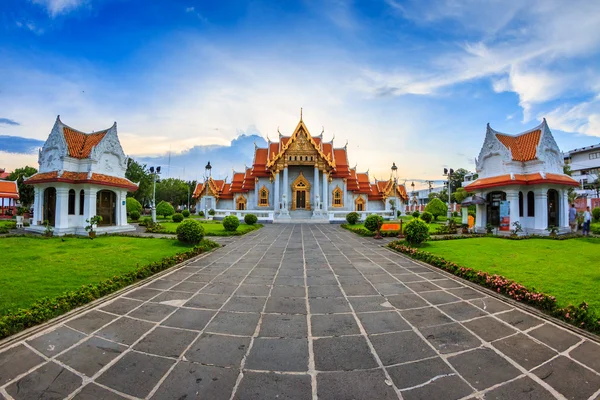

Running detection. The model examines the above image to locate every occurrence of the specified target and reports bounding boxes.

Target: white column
[475,202,487,231]
[343,179,348,210]
[534,190,548,230]
[84,187,98,224]
[32,188,41,225]
[313,166,320,210]
[120,190,128,226]
[507,190,520,232]
[54,187,69,230]
[274,171,280,213]
[283,166,289,210]
[254,179,259,209]
[561,189,569,229]
[322,171,328,212]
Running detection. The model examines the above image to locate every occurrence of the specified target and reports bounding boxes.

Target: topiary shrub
[244,214,258,225]
[453,211,459,217]
[199,211,205,217]
[404,218,429,245]
[182,209,190,218]
[420,211,433,223]
[412,211,420,218]
[156,201,175,218]
[126,197,142,215]
[346,212,360,225]
[129,211,140,221]
[139,216,153,226]
[424,198,448,221]
[364,214,384,232]
[592,207,600,222]
[172,213,184,223]
[176,220,205,244]
[208,209,215,216]
[222,215,240,231]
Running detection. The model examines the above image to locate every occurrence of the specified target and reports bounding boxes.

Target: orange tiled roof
[62,126,108,159]
[0,181,19,199]
[347,169,360,191]
[396,184,408,201]
[495,130,541,162]
[242,168,256,191]
[465,172,579,191]
[24,171,137,191]
[230,172,245,192]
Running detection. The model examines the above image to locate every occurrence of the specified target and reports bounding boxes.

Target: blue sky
[1,0,600,187]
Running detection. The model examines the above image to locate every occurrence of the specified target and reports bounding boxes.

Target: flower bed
[387,241,600,334]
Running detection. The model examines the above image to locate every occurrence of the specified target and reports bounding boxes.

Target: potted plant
[85,215,103,239]
[510,221,523,238]
[547,225,559,237]
[485,223,494,235]
[461,223,469,234]
[43,220,53,237]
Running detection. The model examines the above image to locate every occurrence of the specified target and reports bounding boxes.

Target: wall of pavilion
[193,119,408,221]
[465,119,579,235]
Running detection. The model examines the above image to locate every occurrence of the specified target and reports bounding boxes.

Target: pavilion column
[322,171,328,212]
[32,188,41,225]
[254,179,259,209]
[274,171,280,213]
[119,190,128,226]
[313,166,320,210]
[84,187,98,225]
[283,166,289,211]
[54,187,69,230]
[534,190,548,231]
[343,179,348,210]
[506,190,520,232]
[561,189,569,229]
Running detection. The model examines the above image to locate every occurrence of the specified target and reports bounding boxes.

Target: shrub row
[0,239,220,339]
[387,241,600,333]
[340,224,400,237]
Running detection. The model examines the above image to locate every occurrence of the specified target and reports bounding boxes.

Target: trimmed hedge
[0,239,219,339]
[404,218,429,244]
[341,224,400,237]
[346,212,360,225]
[222,215,240,232]
[244,214,258,225]
[129,211,140,221]
[182,209,191,218]
[176,220,205,244]
[420,211,433,223]
[172,213,184,223]
[364,214,384,232]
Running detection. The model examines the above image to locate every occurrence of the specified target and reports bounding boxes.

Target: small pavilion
[0,180,19,218]
[465,119,579,235]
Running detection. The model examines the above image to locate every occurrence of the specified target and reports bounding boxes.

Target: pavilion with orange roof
[193,116,408,221]
[464,119,578,235]
[24,116,138,235]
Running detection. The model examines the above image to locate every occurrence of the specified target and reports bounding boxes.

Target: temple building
[24,116,138,235]
[465,119,579,235]
[193,117,408,222]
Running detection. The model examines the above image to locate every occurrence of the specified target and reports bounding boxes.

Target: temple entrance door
[43,187,56,226]
[291,172,311,211]
[486,191,506,227]
[96,190,116,225]
[547,189,559,228]
[296,190,306,209]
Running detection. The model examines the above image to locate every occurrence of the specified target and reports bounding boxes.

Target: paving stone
[235,284,271,296]
[151,290,195,303]
[370,331,437,366]
[317,369,398,400]
[387,356,453,389]
[0,344,45,385]
[463,316,518,342]
[470,296,513,313]
[96,351,175,398]
[151,361,238,400]
[527,324,581,353]
[27,325,87,357]
[492,333,557,370]
[401,374,474,400]
[313,336,378,371]
[6,361,82,400]
[72,383,128,399]
[358,311,410,334]
[169,280,205,293]
[533,355,600,400]
[448,348,521,390]
[448,287,487,300]
[392,273,426,283]
[274,276,305,286]
[311,314,360,336]
[387,293,429,309]
[96,317,154,345]
[420,290,462,305]
[100,297,143,314]
[184,293,230,309]
[307,285,344,298]
[185,333,250,367]
[419,322,482,354]
[438,301,488,321]
[433,278,465,289]
[264,297,307,314]
[123,287,163,301]
[495,309,544,331]
[245,338,309,372]
[371,282,410,295]
[128,302,176,322]
[340,284,379,296]
[243,276,273,284]
[205,311,260,335]
[401,307,453,328]
[223,296,267,312]
[405,281,442,292]
[134,326,198,358]
[417,271,446,280]
[164,271,194,281]
[161,308,215,331]
[367,274,396,283]
[259,314,308,338]
[185,273,215,283]
[483,376,555,400]
[309,297,352,314]
[65,310,117,334]
[198,283,238,296]
[57,336,126,377]
[569,340,600,373]
[233,371,311,400]
[271,285,306,297]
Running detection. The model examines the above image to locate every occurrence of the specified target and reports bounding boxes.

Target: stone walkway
[1,225,600,399]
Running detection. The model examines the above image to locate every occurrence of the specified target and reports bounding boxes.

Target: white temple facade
[465,119,579,235]
[25,116,138,236]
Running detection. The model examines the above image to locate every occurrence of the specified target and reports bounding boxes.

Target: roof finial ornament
[300,107,303,121]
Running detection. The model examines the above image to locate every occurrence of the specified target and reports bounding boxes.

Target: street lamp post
[411,181,415,212]
[204,161,212,218]
[391,162,404,238]
[443,168,454,224]
[149,166,161,223]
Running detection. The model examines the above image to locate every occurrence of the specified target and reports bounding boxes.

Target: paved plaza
[1,225,600,400]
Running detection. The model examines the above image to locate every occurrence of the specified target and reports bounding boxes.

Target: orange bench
[381,223,401,231]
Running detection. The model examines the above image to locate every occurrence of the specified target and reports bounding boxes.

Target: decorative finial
[300,107,303,121]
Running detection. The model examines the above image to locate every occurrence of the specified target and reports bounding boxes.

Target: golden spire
[300,107,303,121]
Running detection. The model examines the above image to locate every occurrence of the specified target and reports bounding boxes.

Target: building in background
[563,143,600,198]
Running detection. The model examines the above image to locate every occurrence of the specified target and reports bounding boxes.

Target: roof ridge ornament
[300,107,303,121]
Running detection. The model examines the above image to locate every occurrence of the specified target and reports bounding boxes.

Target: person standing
[582,206,592,236]
[569,204,577,232]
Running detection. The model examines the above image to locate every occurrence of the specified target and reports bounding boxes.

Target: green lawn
[419,237,600,311]
[159,221,260,235]
[0,236,197,315]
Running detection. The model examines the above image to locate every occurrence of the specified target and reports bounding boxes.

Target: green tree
[424,198,448,220]
[449,168,471,190]
[8,166,37,207]
[126,197,142,214]
[126,158,152,207]
[156,200,175,218]
[156,178,189,207]
[453,187,468,204]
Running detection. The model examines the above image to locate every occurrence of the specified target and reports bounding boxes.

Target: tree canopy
[424,198,448,220]
[8,166,37,207]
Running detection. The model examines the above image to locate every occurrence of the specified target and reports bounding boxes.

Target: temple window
[355,196,365,211]
[527,191,535,217]
[518,191,523,217]
[237,196,247,210]
[259,186,269,206]
[79,190,85,215]
[68,189,76,215]
[333,187,343,207]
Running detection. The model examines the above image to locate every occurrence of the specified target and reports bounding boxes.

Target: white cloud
[31,0,85,17]
[544,100,600,138]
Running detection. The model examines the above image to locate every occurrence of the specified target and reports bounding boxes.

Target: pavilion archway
[291,172,311,210]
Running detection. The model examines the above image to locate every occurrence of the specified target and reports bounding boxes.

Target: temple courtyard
[1,225,600,400]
